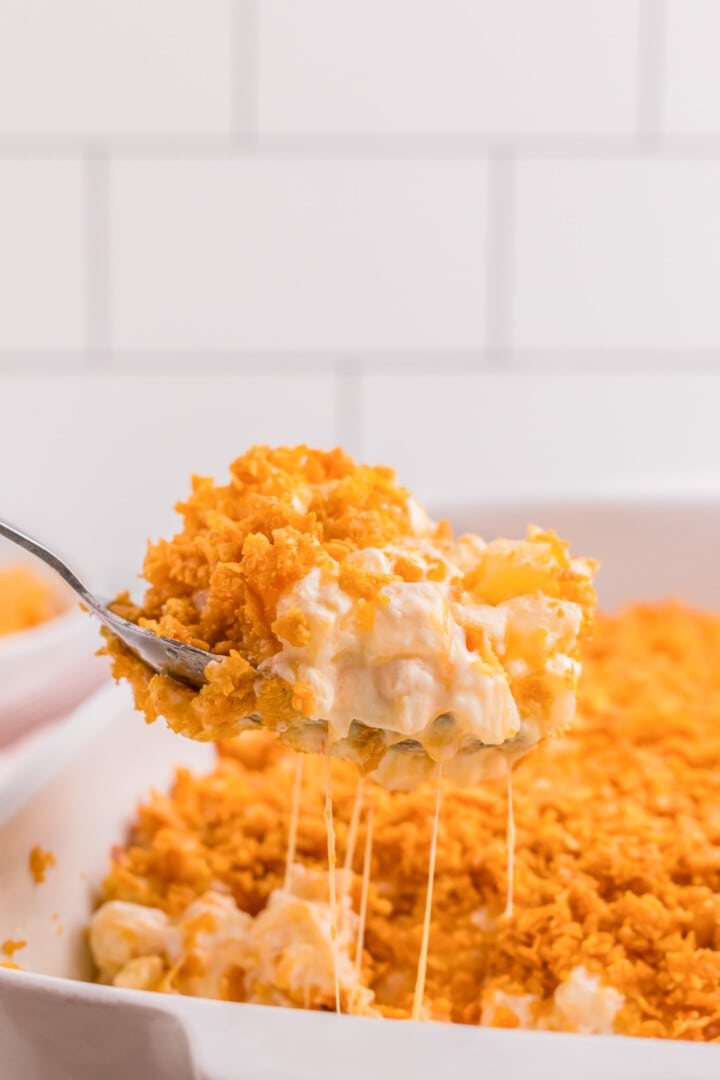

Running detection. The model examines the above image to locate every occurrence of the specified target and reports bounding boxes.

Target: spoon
[0,518,212,688]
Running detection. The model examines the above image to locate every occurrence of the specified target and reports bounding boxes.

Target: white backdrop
[2,1,720,581]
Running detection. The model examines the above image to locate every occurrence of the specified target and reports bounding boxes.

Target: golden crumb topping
[1,939,26,959]
[97,602,720,1040]
[116,446,421,654]
[29,846,57,884]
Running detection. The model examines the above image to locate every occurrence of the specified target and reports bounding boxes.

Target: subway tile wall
[3,0,720,576]
[110,159,489,350]
[256,1,638,135]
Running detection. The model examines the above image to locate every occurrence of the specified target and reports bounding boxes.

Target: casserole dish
[2,496,720,1079]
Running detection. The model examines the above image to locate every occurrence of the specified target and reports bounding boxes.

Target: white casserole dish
[2,497,720,1080]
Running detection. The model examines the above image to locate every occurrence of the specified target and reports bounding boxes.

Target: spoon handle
[0,517,102,616]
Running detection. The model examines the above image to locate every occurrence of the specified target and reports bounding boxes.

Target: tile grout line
[636,0,668,142]
[231,0,259,138]
[12,132,720,161]
[484,148,516,364]
[83,148,111,361]
[2,348,720,375]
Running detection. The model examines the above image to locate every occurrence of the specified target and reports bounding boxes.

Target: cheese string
[343,776,365,878]
[324,747,341,1014]
[504,762,516,920]
[284,754,304,891]
[354,792,374,979]
[411,765,442,1022]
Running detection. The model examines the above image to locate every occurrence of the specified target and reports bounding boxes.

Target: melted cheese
[481,967,624,1034]
[552,967,624,1035]
[481,989,537,1027]
[343,777,365,877]
[261,533,593,791]
[411,768,442,1021]
[250,870,355,1010]
[503,763,516,919]
[90,901,176,981]
[323,749,341,1013]
[354,796,374,979]
[266,562,522,749]
[90,867,375,1013]
[284,755,304,890]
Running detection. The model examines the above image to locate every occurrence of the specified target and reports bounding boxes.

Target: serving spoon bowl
[0,518,213,688]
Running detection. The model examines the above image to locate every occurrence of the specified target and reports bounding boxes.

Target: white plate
[2,497,720,1080]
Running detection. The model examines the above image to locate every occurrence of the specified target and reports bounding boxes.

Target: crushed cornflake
[95,602,720,1041]
[1,939,26,959]
[29,846,57,884]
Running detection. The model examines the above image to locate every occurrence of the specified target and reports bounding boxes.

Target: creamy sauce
[481,989,537,1027]
[266,563,523,751]
[411,768,442,1021]
[552,967,624,1034]
[481,967,624,1034]
[91,870,371,1012]
[262,535,593,791]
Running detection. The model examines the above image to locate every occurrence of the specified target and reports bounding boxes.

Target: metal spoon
[0,518,213,688]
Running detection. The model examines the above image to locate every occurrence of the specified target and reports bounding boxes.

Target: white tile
[0,374,338,587]
[666,1,720,132]
[360,373,720,500]
[110,159,487,350]
[513,161,720,350]
[0,0,232,135]
[0,161,84,349]
[258,0,637,135]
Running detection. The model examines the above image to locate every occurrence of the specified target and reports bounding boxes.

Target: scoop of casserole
[104,446,596,787]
